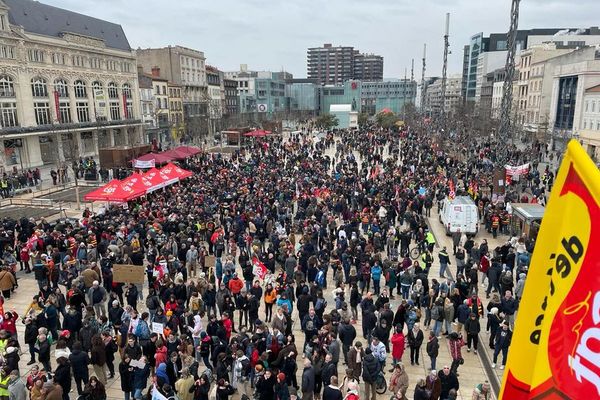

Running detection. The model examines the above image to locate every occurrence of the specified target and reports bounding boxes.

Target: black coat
[69,349,90,378]
[361,354,380,383]
[119,361,134,392]
[24,323,38,345]
[322,385,343,400]
[338,322,356,347]
[54,361,72,393]
[438,371,460,398]
[255,374,276,400]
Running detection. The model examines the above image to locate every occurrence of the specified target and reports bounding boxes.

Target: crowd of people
[0,124,546,400]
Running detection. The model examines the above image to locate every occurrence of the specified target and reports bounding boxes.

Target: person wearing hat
[275,372,290,400]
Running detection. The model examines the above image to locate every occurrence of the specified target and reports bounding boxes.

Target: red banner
[123,93,128,119]
[54,91,61,123]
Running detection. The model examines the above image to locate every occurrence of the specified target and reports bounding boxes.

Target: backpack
[315,297,327,312]
[240,358,251,377]
[135,320,150,340]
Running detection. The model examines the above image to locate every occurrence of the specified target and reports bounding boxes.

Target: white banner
[504,163,530,176]
[94,88,107,118]
[133,159,155,169]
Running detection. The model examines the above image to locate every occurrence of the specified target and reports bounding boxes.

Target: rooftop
[4,0,131,51]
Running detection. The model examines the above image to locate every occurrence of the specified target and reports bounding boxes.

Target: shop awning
[132,152,174,168]
[159,163,193,181]
[143,167,177,192]
[83,180,122,201]
[244,129,271,137]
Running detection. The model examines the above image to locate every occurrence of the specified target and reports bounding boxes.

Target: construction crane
[421,44,427,113]
[499,0,521,143]
[440,13,450,128]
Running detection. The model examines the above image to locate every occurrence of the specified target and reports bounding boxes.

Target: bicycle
[375,370,387,394]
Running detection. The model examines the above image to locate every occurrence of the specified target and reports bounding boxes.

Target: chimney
[151,66,160,77]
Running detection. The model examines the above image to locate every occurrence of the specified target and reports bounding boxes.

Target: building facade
[580,85,600,162]
[524,47,598,138]
[548,55,600,149]
[353,54,384,81]
[462,27,600,104]
[137,68,156,138]
[285,79,319,115]
[360,79,417,116]
[422,75,462,117]
[223,78,238,116]
[136,46,207,136]
[0,0,143,169]
[307,43,383,85]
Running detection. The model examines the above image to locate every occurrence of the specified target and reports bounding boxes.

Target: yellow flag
[500,140,600,398]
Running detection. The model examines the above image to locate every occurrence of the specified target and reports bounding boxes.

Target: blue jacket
[371,265,382,281]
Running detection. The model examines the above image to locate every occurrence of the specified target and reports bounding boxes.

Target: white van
[439,196,479,236]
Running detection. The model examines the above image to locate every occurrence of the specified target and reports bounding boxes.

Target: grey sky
[45,0,600,79]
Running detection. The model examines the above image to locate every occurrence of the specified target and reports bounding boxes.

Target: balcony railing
[0,119,143,135]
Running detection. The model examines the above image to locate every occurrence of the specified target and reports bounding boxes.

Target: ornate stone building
[0,0,143,169]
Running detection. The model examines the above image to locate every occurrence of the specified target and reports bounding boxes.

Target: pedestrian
[425,369,441,400]
[390,325,405,370]
[413,379,429,400]
[322,375,343,400]
[302,359,315,400]
[426,331,439,371]
[361,348,381,400]
[90,335,107,384]
[388,363,409,398]
[69,342,89,395]
[492,323,512,370]
[407,323,424,366]
[472,381,491,400]
[448,332,465,376]
[438,365,460,399]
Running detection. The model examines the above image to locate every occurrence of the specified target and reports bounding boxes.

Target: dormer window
[0,14,7,31]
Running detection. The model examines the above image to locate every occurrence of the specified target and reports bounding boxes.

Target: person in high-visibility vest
[425,231,436,252]
[0,178,8,199]
[491,214,500,238]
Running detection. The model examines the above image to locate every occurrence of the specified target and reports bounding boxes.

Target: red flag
[251,256,268,280]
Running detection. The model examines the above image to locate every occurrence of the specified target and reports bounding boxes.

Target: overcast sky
[46,0,600,79]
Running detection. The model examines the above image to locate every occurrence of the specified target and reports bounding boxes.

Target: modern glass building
[285,79,319,113]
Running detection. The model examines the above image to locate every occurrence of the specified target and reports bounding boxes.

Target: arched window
[123,83,133,119]
[122,83,131,98]
[108,82,118,99]
[74,80,87,98]
[0,75,17,127]
[31,77,48,97]
[0,75,14,97]
[54,79,69,97]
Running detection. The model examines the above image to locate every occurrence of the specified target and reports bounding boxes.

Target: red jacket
[222,317,232,339]
[391,332,405,359]
[154,345,168,366]
[1,312,18,334]
[449,337,465,360]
